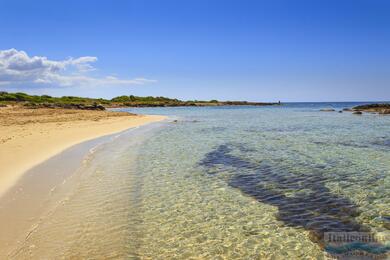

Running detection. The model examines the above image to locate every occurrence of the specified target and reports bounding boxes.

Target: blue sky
[0,0,389,101]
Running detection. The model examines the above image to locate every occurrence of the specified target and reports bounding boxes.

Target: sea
[10,102,390,259]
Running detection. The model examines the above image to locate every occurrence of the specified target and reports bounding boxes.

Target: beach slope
[0,107,165,196]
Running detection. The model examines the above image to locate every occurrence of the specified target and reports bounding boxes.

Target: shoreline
[0,121,165,258]
[0,107,166,197]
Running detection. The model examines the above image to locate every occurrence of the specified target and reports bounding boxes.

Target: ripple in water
[9,105,390,259]
[199,143,368,246]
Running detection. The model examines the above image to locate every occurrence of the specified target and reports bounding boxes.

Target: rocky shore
[352,103,390,114]
[320,103,390,115]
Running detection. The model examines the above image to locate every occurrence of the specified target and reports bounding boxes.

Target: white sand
[0,107,165,197]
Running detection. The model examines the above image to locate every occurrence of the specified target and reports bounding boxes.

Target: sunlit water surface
[12,103,390,259]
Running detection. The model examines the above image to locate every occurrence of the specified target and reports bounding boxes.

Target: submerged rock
[320,109,335,112]
[353,111,363,115]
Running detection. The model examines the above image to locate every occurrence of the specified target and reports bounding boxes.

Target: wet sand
[0,106,165,197]
[0,134,112,258]
[0,120,165,259]
[0,106,166,258]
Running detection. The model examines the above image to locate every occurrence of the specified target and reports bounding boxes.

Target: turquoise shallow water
[12,103,390,259]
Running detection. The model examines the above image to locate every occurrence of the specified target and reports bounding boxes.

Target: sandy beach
[0,106,165,197]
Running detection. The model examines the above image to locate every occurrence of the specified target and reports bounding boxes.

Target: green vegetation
[110,95,189,107]
[0,91,109,104]
[0,91,279,109]
[0,91,110,110]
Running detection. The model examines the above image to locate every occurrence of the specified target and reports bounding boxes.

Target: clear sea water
[12,103,390,259]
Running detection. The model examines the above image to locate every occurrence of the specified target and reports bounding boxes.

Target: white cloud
[0,48,156,87]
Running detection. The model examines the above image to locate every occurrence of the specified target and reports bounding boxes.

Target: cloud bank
[0,49,156,87]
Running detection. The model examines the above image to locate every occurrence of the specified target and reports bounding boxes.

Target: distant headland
[0,91,280,109]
